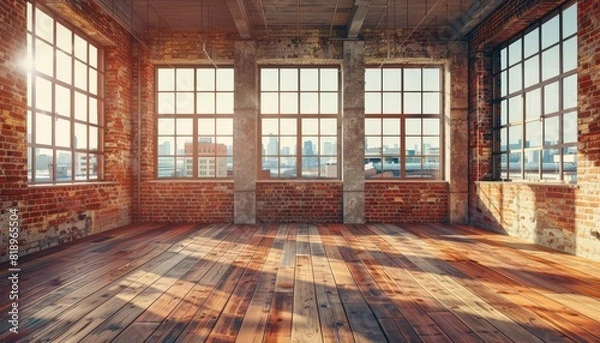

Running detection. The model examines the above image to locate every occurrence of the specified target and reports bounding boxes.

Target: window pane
[176,118,193,135]
[302,137,318,155]
[406,118,421,135]
[176,68,194,91]
[562,37,577,72]
[89,68,98,95]
[280,93,298,114]
[35,148,53,182]
[35,39,54,76]
[321,137,337,155]
[75,123,87,149]
[500,127,508,151]
[422,93,440,114]
[524,56,539,88]
[320,118,336,135]
[301,93,318,113]
[300,69,319,91]
[508,39,522,66]
[541,16,560,49]
[403,69,421,91]
[382,93,401,114]
[177,137,193,155]
[261,93,278,114]
[56,150,72,181]
[216,69,234,91]
[544,116,559,146]
[524,150,540,179]
[509,125,522,149]
[423,118,440,135]
[320,93,338,114]
[176,93,194,114]
[406,137,421,155]
[216,118,233,135]
[509,152,522,179]
[303,118,318,135]
[280,118,296,135]
[55,84,71,117]
[525,89,541,120]
[281,157,297,177]
[383,69,401,91]
[158,69,175,91]
[404,93,421,114]
[262,136,278,156]
[422,69,440,91]
[74,34,88,62]
[197,93,215,114]
[55,118,70,147]
[158,157,175,177]
[158,137,175,155]
[262,118,278,135]
[197,69,215,91]
[542,46,560,80]
[159,118,176,135]
[262,157,278,177]
[563,3,577,38]
[280,69,298,91]
[365,93,381,114]
[321,157,337,178]
[56,51,72,84]
[508,63,522,93]
[542,149,560,180]
[562,75,577,110]
[563,111,577,143]
[365,137,381,155]
[508,96,522,123]
[365,118,381,135]
[74,60,87,91]
[544,82,560,114]
[89,126,98,150]
[280,137,296,155]
[35,113,52,145]
[89,45,98,69]
[523,28,539,58]
[320,69,338,91]
[526,121,541,147]
[35,8,53,42]
[383,119,400,135]
[216,93,234,114]
[365,69,381,91]
[383,137,400,154]
[261,69,279,91]
[36,76,52,112]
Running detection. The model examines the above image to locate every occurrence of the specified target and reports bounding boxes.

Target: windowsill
[257,179,343,183]
[28,181,118,188]
[476,180,578,188]
[366,179,448,183]
[149,179,234,183]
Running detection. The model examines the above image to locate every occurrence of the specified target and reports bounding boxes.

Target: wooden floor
[1,223,600,343]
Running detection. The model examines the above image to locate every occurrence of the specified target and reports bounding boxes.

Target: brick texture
[365,182,449,223]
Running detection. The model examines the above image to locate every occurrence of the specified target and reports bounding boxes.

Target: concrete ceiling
[94,0,504,40]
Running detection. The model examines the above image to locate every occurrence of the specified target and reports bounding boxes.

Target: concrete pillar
[233,41,258,224]
[342,41,366,224]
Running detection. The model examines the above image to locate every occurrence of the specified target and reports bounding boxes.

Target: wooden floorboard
[2,223,600,342]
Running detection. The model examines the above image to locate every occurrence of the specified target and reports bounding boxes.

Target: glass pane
[89,154,99,180]
[365,93,381,114]
[197,69,215,91]
[509,125,522,149]
[523,57,539,88]
[382,137,400,154]
[158,157,175,177]
[177,137,193,156]
[563,146,577,182]
[89,45,97,69]
[562,75,577,110]
[544,116,559,146]
[159,118,176,135]
[74,91,87,121]
[404,93,421,114]
[176,157,193,177]
[56,51,72,84]
[508,96,522,123]
[158,137,175,155]
[406,118,421,135]
[508,63,522,93]
[280,137,296,155]
[365,137,381,155]
[74,34,88,62]
[422,93,440,114]
[176,92,194,114]
[499,153,508,179]
[524,150,540,179]
[35,113,52,145]
[500,47,508,70]
[89,68,97,95]
[280,93,298,114]
[382,118,399,135]
[35,148,53,182]
[27,2,33,32]
[301,156,318,177]
[509,39,522,66]
[35,76,52,112]
[280,69,298,91]
[509,152,522,179]
[176,118,193,135]
[321,137,337,155]
[216,93,234,113]
[563,3,577,38]
[176,68,194,91]
[281,157,297,177]
[321,157,337,178]
[523,28,539,58]
[406,157,422,178]
[500,71,508,97]
[542,149,560,181]
[27,111,32,144]
[382,93,401,114]
[56,150,72,181]
[303,118,318,135]
[320,69,338,91]
[262,118,278,135]
[562,37,577,72]
[500,127,508,151]
[197,93,215,114]
[89,98,98,125]
[261,69,279,91]
[55,118,70,147]
[320,93,338,114]
[541,15,560,49]
[301,93,319,113]
[300,68,319,91]
[542,46,560,80]
[406,137,421,155]
[197,118,215,135]
[216,118,233,135]
[544,82,559,114]
[500,99,508,126]
[563,111,577,143]
[75,123,87,149]
[55,84,70,117]
[216,68,234,91]
[261,93,278,114]
[302,137,318,155]
[403,69,421,91]
[280,118,296,135]
[525,89,541,120]
[35,8,53,43]
[422,69,440,91]
[262,136,278,155]
[423,118,440,135]
[35,39,54,76]
[383,69,401,91]
[158,69,175,91]
[215,157,229,177]
[158,93,175,115]
[365,118,381,135]
[198,138,215,154]
[526,121,541,147]
[89,126,98,150]
[262,157,278,178]
[320,118,336,135]
[423,137,440,154]
[365,69,381,91]
[74,60,87,91]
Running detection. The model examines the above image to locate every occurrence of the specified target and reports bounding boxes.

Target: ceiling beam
[449,0,505,40]
[226,0,252,39]
[347,0,370,38]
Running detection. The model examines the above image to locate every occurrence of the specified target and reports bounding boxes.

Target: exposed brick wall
[0,0,133,262]
[256,182,343,223]
[365,182,449,223]
[469,0,600,261]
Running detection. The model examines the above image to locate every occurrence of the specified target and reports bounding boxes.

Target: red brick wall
[0,0,133,261]
[138,182,234,222]
[469,0,600,260]
[365,182,449,223]
[257,182,343,223]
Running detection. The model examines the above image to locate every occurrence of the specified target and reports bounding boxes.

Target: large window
[260,67,339,179]
[364,66,443,179]
[493,2,577,182]
[26,1,104,183]
[156,67,233,178]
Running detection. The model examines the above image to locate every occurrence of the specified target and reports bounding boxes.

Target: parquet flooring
[1,222,599,342]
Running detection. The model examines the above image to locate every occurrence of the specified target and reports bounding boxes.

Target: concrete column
[233,41,258,224]
[342,41,366,224]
